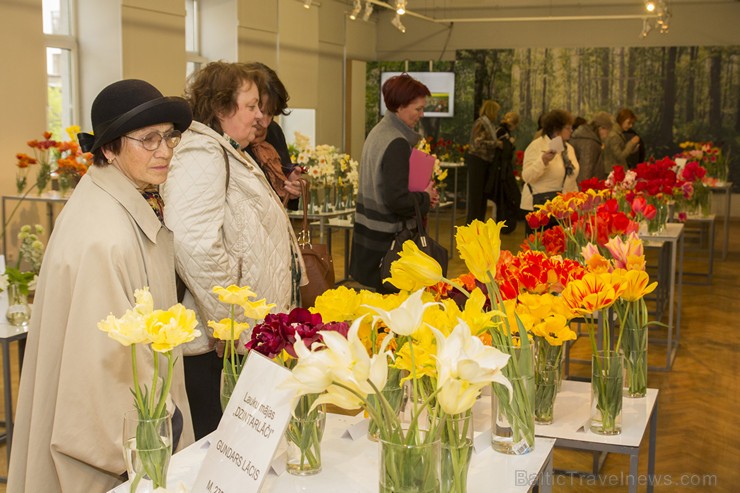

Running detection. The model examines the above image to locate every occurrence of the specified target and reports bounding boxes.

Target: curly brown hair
[186,61,265,134]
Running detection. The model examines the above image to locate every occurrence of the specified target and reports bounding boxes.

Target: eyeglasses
[123,129,182,151]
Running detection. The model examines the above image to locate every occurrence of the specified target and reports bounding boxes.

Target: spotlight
[391,12,406,33]
[362,1,374,21]
[349,0,361,20]
[395,0,407,15]
[303,0,312,8]
[645,1,656,12]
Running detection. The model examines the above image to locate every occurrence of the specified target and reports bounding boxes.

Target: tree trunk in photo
[618,48,626,109]
[686,47,698,123]
[709,49,723,138]
[627,50,637,107]
[525,49,533,121]
[577,48,584,114]
[473,50,488,118]
[487,51,499,101]
[656,46,677,151]
[541,48,549,116]
[600,49,610,109]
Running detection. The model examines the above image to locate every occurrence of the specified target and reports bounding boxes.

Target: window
[185,0,208,77]
[43,0,77,138]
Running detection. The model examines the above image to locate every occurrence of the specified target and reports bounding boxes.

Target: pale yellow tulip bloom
[384,240,444,291]
[208,318,251,341]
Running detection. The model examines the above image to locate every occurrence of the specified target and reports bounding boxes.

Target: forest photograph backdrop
[366,45,739,188]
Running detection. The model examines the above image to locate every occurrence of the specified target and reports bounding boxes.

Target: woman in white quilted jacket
[161,62,305,439]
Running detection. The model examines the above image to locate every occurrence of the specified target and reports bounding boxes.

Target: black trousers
[465,153,494,224]
[184,350,224,439]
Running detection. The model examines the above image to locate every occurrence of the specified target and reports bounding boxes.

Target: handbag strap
[298,179,311,247]
[411,195,432,247]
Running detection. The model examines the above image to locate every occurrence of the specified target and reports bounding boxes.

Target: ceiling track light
[395,0,407,16]
[645,1,656,12]
[362,1,374,21]
[391,12,406,33]
[303,0,312,8]
[349,0,362,20]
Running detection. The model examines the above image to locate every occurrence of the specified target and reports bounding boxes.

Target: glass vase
[621,325,648,398]
[647,198,669,234]
[343,184,354,209]
[368,370,406,442]
[309,187,319,214]
[491,345,535,455]
[378,431,441,493]
[122,410,172,492]
[437,412,473,493]
[322,185,331,213]
[286,394,325,475]
[534,365,559,425]
[6,283,31,327]
[220,366,240,411]
[590,350,624,435]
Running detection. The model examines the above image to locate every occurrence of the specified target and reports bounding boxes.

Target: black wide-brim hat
[78,79,192,153]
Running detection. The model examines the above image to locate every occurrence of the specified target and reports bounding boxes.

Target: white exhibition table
[111,398,556,493]
[0,320,29,480]
[535,380,659,493]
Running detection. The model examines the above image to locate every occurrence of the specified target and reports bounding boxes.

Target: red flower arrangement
[246,307,349,362]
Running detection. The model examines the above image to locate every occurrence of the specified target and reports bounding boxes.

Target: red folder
[408,148,435,192]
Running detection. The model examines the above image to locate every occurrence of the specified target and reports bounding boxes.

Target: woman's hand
[425,180,440,208]
[283,169,303,199]
[542,150,557,165]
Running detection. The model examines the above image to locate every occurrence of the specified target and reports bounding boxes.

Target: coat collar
[187,121,259,171]
[383,111,421,147]
[87,165,164,243]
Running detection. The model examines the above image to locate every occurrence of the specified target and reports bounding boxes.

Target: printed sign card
[191,351,298,493]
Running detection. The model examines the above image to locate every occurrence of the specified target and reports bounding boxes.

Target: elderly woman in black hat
[8,79,195,493]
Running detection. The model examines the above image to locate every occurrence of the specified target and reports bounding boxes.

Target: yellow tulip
[455,219,505,283]
[618,269,658,302]
[133,287,154,316]
[241,297,275,321]
[146,304,201,352]
[97,309,150,346]
[384,240,444,291]
[533,314,576,346]
[561,272,618,315]
[212,284,257,306]
[311,286,362,322]
[208,318,251,341]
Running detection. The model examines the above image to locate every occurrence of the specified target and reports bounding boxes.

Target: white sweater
[520,135,580,211]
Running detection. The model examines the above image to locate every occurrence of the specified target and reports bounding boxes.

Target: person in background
[244,62,302,209]
[465,99,501,224]
[520,109,580,236]
[161,62,305,439]
[490,111,521,234]
[571,111,614,182]
[572,116,587,132]
[603,108,640,175]
[623,121,646,169]
[350,73,438,292]
[9,80,194,492]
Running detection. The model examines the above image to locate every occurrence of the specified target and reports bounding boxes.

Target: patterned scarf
[141,186,165,224]
[250,141,289,201]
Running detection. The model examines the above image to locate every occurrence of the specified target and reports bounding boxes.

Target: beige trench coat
[8,165,194,493]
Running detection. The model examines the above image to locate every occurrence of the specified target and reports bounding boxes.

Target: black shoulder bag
[379,196,448,290]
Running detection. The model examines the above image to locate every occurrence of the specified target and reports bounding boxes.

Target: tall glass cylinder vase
[122,410,173,492]
[378,431,441,493]
[322,185,331,213]
[590,350,624,435]
[368,368,406,441]
[647,197,669,234]
[343,184,354,209]
[491,345,535,455]
[309,187,319,214]
[286,394,326,475]
[534,340,562,424]
[220,366,240,411]
[621,325,648,398]
[437,412,473,493]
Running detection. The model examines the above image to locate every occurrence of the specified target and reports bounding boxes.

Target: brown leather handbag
[297,180,335,308]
